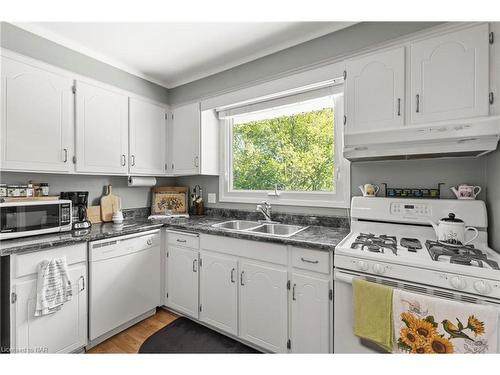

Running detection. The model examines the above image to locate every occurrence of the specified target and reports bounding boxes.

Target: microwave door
[0,203,65,239]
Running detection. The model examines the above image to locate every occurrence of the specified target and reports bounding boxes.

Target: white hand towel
[393,289,498,354]
[34,257,73,317]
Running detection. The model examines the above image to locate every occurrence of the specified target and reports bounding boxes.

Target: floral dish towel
[393,289,498,354]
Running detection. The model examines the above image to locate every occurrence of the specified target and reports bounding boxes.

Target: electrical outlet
[207,193,216,204]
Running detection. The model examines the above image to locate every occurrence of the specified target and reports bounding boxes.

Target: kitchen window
[218,82,350,208]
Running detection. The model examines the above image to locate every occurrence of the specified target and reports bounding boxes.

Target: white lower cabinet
[9,244,88,353]
[239,261,288,353]
[166,245,199,319]
[166,234,332,353]
[199,251,238,335]
[290,273,331,353]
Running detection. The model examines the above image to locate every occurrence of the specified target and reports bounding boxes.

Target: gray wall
[175,157,488,217]
[0,172,175,209]
[0,22,168,103]
[486,149,500,250]
[169,22,441,104]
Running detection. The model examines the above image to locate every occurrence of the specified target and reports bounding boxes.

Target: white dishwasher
[88,229,161,344]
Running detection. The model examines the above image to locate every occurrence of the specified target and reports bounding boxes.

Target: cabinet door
[171,102,200,175]
[345,47,405,134]
[166,246,199,318]
[11,264,87,353]
[75,80,128,174]
[290,273,330,353]
[199,251,238,335]
[410,24,489,124]
[239,261,288,353]
[1,57,73,172]
[129,98,167,175]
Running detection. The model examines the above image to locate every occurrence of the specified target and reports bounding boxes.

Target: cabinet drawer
[292,247,330,274]
[13,243,87,279]
[167,230,199,249]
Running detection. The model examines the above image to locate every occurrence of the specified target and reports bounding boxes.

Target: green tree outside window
[232,107,335,192]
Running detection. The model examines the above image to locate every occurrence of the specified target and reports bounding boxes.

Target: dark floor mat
[139,317,261,353]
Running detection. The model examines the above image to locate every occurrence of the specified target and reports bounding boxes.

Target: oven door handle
[334,271,356,284]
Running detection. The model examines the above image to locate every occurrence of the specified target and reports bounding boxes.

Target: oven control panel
[390,202,431,217]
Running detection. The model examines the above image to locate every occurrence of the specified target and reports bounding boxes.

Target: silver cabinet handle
[121,154,126,166]
[63,148,68,163]
[301,257,319,264]
[292,283,297,301]
[230,268,235,283]
[240,271,245,286]
[194,156,199,168]
[176,239,187,243]
[416,94,420,113]
[192,259,197,273]
[147,239,153,245]
[131,155,136,166]
[397,98,401,116]
[79,276,85,292]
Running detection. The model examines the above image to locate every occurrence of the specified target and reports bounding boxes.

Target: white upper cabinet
[171,102,201,175]
[75,80,129,174]
[1,56,73,173]
[129,98,167,175]
[345,47,405,133]
[410,24,490,124]
[170,103,219,176]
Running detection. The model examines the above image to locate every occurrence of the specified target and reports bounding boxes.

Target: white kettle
[429,213,479,246]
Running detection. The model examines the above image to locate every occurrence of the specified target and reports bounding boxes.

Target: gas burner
[400,238,422,253]
[351,234,398,255]
[426,240,499,270]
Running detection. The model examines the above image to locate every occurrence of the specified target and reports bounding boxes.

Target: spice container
[26,183,34,197]
[7,184,22,197]
[40,183,49,196]
[0,184,7,197]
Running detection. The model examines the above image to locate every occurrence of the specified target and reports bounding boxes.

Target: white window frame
[219,84,350,208]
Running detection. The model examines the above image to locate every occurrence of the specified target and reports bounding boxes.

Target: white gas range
[333,197,500,353]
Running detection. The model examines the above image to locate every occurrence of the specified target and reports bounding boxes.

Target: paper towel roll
[127,176,157,187]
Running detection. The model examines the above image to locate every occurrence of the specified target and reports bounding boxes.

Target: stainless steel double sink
[212,220,308,238]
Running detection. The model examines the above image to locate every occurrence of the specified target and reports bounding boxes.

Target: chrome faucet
[256,201,272,222]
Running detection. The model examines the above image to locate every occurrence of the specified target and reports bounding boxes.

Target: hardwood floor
[86,308,178,354]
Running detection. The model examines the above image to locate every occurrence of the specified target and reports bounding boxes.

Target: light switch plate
[207,193,216,204]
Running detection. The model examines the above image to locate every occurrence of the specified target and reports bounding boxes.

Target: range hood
[343,116,500,161]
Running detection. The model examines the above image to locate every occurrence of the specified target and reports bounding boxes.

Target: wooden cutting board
[100,185,121,222]
[87,205,102,224]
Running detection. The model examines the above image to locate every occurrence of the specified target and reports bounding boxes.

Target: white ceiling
[15,22,355,88]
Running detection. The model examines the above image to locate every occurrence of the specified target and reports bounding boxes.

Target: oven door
[333,268,500,354]
[0,202,70,239]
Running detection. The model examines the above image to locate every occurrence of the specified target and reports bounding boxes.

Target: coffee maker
[60,191,92,230]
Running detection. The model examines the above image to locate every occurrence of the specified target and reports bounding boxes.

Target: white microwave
[0,200,72,240]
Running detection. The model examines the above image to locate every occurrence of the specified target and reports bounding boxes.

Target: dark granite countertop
[0,215,350,256]
[162,216,350,251]
[0,221,164,256]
